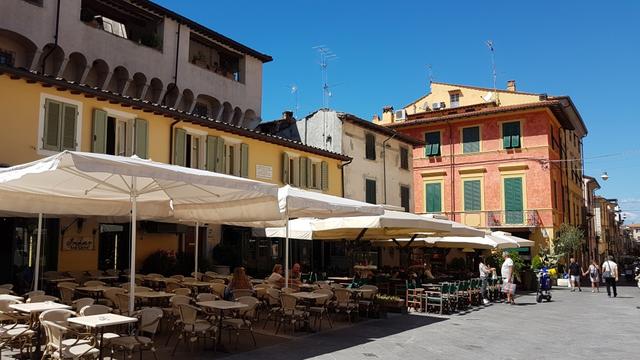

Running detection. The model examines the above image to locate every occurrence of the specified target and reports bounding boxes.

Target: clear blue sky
[157,0,640,222]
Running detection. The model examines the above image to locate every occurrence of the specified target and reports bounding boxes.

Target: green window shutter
[503,122,521,149]
[43,99,61,151]
[92,109,108,154]
[365,179,377,204]
[504,177,524,224]
[134,118,148,159]
[306,159,313,188]
[240,143,249,178]
[424,132,440,156]
[206,136,219,172]
[282,153,290,184]
[463,180,481,211]
[320,161,329,191]
[299,157,308,188]
[365,134,376,160]
[425,183,442,213]
[60,104,77,150]
[173,128,186,166]
[462,126,480,153]
[215,138,225,173]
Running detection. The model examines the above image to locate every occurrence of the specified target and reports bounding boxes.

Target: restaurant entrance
[98,224,130,271]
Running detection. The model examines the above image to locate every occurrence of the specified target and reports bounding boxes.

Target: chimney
[381,106,394,124]
[372,114,380,123]
[282,111,294,122]
[506,80,516,92]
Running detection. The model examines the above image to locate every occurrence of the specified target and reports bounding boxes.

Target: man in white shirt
[601,256,618,298]
[501,252,515,304]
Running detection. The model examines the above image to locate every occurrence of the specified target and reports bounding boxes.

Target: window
[425,182,442,213]
[365,133,376,160]
[400,185,410,212]
[462,126,480,153]
[43,99,78,152]
[92,110,148,158]
[365,179,377,204]
[504,177,524,224]
[450,93,460,108]
[502,121,521,149]
[424,131,441,157]
[400,147,409,170]
[282,154,327,189]
[463,179,481,211]
[311,162,320,189]
[0,50,14,66]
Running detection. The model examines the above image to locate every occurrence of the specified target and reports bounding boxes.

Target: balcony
[487,210,541,228]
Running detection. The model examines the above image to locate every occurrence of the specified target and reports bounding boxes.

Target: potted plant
[375,294,405,314]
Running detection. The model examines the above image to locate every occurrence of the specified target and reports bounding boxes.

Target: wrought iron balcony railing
[486,210,541,228]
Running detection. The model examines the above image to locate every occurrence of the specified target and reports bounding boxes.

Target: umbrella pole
[33,213,43,292]
[284,209,289,289]
[194,221,199,277]
[129,177,137,315]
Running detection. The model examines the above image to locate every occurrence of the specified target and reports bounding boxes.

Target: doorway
[98,224,130,271]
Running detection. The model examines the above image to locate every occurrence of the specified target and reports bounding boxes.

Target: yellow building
[0,66,347,281]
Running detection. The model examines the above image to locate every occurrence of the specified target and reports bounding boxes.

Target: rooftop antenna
[290,84,299,116]
[486,40,499,104]
[313,45,337,109]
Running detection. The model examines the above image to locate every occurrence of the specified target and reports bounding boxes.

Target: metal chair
[334,288,358,323]
[309,289,333,330]
[72,298,95,313]
[172,304,216,355]
[222,296,258,348]
[275,294,307,335]
[40,320,99,359]
[110,307,163,360]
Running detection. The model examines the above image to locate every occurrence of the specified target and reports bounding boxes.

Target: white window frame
[102,107,137,157]
[180,126,207,170]
[222,137,242,176]
[450,93,460,108]
[37,93,83,157]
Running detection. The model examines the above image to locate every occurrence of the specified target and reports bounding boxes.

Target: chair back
[334,288,352,306]
[195,293,217,302]
[0,299,22,313]
[103,287,126,306]
[318,282,331,290]
[177,304,199,326]
[57,282,79,289]
[80,304,112,316]
[83,280,106,287]
[121,282,134,291]
[169,275,184,281]
[41,320,66,352]
[313,289,333,305]
[330,283,344,289]
[172,288,191,296]
[236,296,258,319]
[201,274,215,282]
[210,283,226,297]
[280,293,298,312]
[136,307,163,335]
[210,278,226,284]
[205,271,218,277]
[72,297,94,312]
[165,281,181,293]
[115,293,131,314]
[146,273,163,279]
[28,295,59,303]
[359,285,378,300]
[0,283,13,290]
[39,308,76,324]
[87,270,104,277]
[134,286,154,293]
[24,290,45,298]
[169,295,191,316]
[68,271,87,284]
[58,286,76,304]
[232,289,254,300]
[191,272,203,280]
[182,277,196,282]
[281,287,296,294]
[266,288,281,306]
[0,288,12,295]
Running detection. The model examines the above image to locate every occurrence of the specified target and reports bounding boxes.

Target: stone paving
[223,284,640,360]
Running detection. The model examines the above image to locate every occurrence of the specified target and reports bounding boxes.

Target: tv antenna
[313,45,337,109]
[289,84,300,116]
[486,40,499,103]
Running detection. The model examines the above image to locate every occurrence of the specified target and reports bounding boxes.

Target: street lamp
[601,171,609,181]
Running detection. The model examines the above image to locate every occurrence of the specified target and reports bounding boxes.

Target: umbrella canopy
[491,231,535,248]
[252,218,314,240]
[374,233,522,250]
[421,214,486,237]
[0,151,281,222]
[0,151,281,312]
[310,210,452,240]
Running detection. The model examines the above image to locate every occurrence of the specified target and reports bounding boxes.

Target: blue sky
[157,0,640,222]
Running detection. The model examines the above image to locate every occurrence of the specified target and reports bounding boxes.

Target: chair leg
[250,329,257,347]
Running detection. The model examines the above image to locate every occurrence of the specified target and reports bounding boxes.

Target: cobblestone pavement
[223,284,639,360]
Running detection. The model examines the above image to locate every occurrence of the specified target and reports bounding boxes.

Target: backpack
[589,265,597,277]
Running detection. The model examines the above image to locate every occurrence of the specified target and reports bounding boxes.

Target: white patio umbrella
[421,214,487,237]
[491,231,535,248]
[0,151,281,312]
[235,185,384,287]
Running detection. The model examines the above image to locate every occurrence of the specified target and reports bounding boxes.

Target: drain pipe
[339,159,353,198]
[448,120,455,220]
[40,0,61,74]
[161,23,181,106]
[382,132,397,204]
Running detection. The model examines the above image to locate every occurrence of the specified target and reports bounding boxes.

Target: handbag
[502,282,516,294]
[602,261,612,280]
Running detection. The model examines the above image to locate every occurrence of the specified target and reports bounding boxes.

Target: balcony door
[504,177,524,224]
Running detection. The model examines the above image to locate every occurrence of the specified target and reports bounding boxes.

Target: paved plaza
[222,284,639,360]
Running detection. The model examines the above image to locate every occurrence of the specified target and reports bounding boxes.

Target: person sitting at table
[225,266,252,300]
[423,263,436,280]
[289,263,302,286]
[267,264,285,288]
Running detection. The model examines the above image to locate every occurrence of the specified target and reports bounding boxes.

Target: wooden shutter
[504,177,524,224]
[60,104,77,150]
[426,183,442,213]
[134,118,148,158]
[503,122,520,149]
[462,126,480,153]
[206,136,219,172]
[400,186,410,212]
[365,179,377,204]
[306,159,313,188]
[92,109,108,154]
[215,138,225,173]
[282,153,290,184]
[320,161,328,191]
[43,99,61,151]
[365,133,376,160]
[425,132,440,156]
[173,128,186,166]
[240,143,249,178]
[463,180,481,211]
[299,157,308,188]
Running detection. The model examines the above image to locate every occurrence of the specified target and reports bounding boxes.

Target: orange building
[376,81,588,253]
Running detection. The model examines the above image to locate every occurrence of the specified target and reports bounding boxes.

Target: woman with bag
[501,252,516,305]
[582,259,600,293]
[601,256,618,298]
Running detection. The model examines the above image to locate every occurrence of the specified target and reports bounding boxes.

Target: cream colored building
[0,0,271,128]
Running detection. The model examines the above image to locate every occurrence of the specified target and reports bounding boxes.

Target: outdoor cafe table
[76,286,110,300]
[196,300,248,348]
[44,277,76,284]
[0,294,23,301]
[297,283,318,292]
[88,275,120,283]
[327,277,353,284]
[182,281,212,294]
[290,292,329,332]
[10,301,72,359]
[68,313,138,359]
[134,291,173,307]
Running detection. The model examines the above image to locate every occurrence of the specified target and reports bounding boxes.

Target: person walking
[582,259,600,293]
[501,252,515,305]
[568,258,582,292]
[478,256,494,305]
[601,256,618,298]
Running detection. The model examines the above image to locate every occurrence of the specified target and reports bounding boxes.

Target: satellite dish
[483,92,494,102]
[420,103,430,111]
